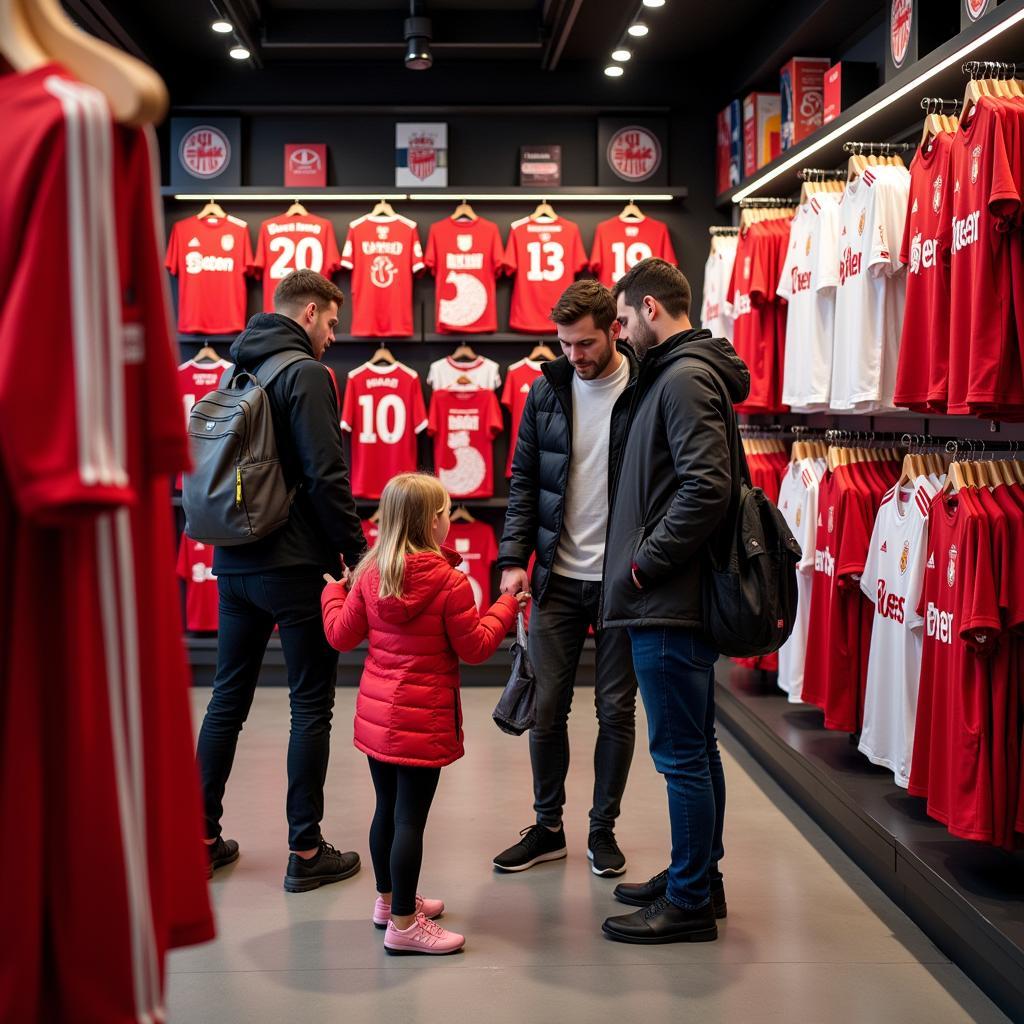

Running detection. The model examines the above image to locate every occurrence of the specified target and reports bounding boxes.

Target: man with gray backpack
[190,269,366,892]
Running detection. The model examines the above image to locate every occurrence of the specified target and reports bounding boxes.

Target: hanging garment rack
[797,168,846,181]
[709,226,739,236]
[737,197,793,207]
[841,142,914,157]
[920,97,962,116]
[962,60,1020,80]
[945,437,1024,456]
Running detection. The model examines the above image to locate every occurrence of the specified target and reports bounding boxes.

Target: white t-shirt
[858,476,933,787]
[427,355,501,391]
[552,354,630,580]
[827,165,909,411]
[778,195,839,411]
[775,458,822,702]
[701,237,738,341]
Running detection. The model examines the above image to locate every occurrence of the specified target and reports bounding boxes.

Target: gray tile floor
[169,687,1010,1023]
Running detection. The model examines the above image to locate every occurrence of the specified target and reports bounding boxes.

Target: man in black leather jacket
[196,270,366,893]
[493,280,639,878]
[601,258,750,946]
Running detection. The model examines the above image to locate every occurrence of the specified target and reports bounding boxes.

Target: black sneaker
[493,824,567,872]
[283,840,360,893]
[206,836,240,878]
[614,868,727,918]
[587,828,627,877]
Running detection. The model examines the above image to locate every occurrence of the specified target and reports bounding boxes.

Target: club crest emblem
[179,125,230,179]
[795,507,802,528]
[827,505,835,534]
[947,544,958,587]
[457,234,473,253]
[900,540,910,575]
[221,234,235,252]
[971,146,982,185]
[408,132,438,181]
[607,126,662,182]
[932,174,943,213]
[858,209,866,236]
[890,0,912,69]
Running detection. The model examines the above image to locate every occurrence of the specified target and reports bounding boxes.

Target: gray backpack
[182,351,312,546]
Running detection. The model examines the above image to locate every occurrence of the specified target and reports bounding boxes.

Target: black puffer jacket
[602,329,750,631]
[213,313,366,576]
[498,351,638,605]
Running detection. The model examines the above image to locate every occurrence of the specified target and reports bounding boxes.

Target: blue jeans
[628,627,725,910]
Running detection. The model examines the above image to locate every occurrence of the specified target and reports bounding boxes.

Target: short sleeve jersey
[177,358,231,425]
[589,215,678,287]
[447,521,499,611]
[165,215,253,335]
[340,361,428,499]
[176,535,219,631]
[340,214,425,337]
[249,212,341,313]
[503,216,588,333]
[427,388,504,498]
[424,217,504,333]
[427,355,501,391]
[700,238,737,341]
[895,133,954,412]
[501,358,544,476]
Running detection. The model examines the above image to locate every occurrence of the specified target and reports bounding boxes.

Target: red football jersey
[176,535,219,631]
[589,215,678,287]
[447,520,499,611]
[427,388,504,498]
[165,214,253,334]
[424,216,504,333]
[0,72,212,1024]
[503,216,588,333]
[361,519,380,547]
[340,213,424,337]
[176,357,231,488]
[802,469,841,713]
[250,212,341,313]
[501,358,543,476]
[340,361,428,499]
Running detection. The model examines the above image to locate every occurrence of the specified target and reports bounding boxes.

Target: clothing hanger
[619,199,644,221]
[286,200,309,216]
[370,345,396,366]
[193,344,222,364]
[450,342,478,362]
[371,198,396,218]
[941,460,969,494]
[449,505,477,523]
[530,199,557,222]
[197,199,227,220]
[528,342,556,362]
[15,0,168,125]
[451,199,478,222]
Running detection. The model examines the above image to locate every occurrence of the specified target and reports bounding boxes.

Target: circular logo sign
[607,126,661,182]
[965,0,987,21]
[288,148,322,176]
[891,0,913,69]
[179,125,230,179]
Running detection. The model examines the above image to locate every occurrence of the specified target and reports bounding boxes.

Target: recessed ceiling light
[611,48,632,62]
[229,46,251,60]
[642,0,666,7]
[604,65,624,77]
[211,20,233,33]
[627,22,649,37]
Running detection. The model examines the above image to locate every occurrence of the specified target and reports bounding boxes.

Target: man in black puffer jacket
[196,270,366,894]
[600,258,750,947]
[493,280,639,878]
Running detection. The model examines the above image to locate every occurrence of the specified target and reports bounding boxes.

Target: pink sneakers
[373,894,445,928]
[383,913,464,955]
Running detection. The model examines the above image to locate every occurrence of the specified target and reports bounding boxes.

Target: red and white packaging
[743,93,781,177]
[780,57,831,149]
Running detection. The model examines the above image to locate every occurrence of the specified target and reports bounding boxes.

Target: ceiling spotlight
[229,45,250,60]
[604,65,624,77]
[211,20,233,33]
[642,0,666,7]
[404,14,433,70]
[627,22,649,37]
[611,48,632,62]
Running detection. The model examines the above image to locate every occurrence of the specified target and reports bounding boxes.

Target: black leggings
[367,756,441,916]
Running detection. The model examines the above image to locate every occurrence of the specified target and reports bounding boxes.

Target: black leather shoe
[206,836,240,878]
[602,895,718,944]
[613,869,727,918]
[284,840,360,893]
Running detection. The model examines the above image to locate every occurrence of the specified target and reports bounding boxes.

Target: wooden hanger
[16,0,168,125]
[450,342,477,362]
[371,198,396,218]
[449,505,477,523]
[619,199,644,221]
[286,200,309,216]
[530,199,557,222]
[194,344,222,364]
[941,460,969,494]
[197,199,227,220]
[451,199,477,222]
[528,342,557,362]
[370,345,396,366]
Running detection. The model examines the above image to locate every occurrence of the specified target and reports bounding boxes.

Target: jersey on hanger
[424,217,504,333]
[427,355,502,391]
[501,358,544,476]
[340,361,428,499]
[165,214,253,335]
[589,215,678,287]
[341,213,425,337]
[447,520,499,611]
[250,212,342,313]
[701,237,737,341]
[503,216,588,333]
[176,535,219,631]
[427,388,504,498]
[176,357,231,489]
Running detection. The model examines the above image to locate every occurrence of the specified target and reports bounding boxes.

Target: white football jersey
[701,236,738,341]
[775,457,822,702]
[858,477,933,787]
[427,355,501,391]
[827,166,909,412]
[778,195,839,411]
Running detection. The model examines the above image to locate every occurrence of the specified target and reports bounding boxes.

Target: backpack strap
[254,350,315,387]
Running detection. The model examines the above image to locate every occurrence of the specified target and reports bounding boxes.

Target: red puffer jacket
[322,548,519,768]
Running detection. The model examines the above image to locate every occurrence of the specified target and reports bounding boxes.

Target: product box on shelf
[780,57,831,150]
[823,62,879,123]
[885,0,960,80]
[717,100,742,193]
[743,93,781,177]
[284,144,327,187]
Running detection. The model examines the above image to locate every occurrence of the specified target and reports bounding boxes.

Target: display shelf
[162,186,687,202]
[716,0,1024,206]
[421,332,553,345]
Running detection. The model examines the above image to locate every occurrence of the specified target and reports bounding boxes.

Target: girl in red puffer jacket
[322,472,527,956]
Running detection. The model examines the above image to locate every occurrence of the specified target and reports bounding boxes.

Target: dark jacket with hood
[602,329,750,631]
[213,313,366,576]
[497,348,639,605]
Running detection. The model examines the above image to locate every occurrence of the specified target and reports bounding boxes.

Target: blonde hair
[351,473,449,599]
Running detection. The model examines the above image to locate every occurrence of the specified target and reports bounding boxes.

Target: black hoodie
[601,329,751,631]
[213,313,366,576]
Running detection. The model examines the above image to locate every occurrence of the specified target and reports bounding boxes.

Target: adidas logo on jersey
[520,383,531,393]
[880,541,888,552]
[927,553,935,569]
[188,237,201,247]
[911,199,919,214]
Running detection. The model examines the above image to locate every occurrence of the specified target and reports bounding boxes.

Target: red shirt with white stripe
[589,215,677,287]
[250,212,341,313]
[427,388,504,498]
